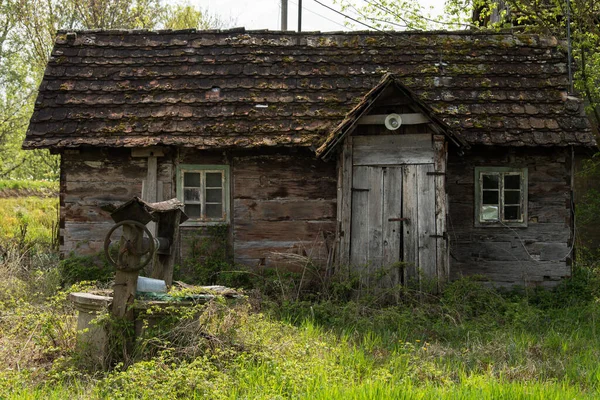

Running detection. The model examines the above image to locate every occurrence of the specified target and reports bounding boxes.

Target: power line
[312,0,393,35]
[347,2,411,29]
[363,0,476,29]
[362,0,414,28]
[311,0,438,47]
[288,0,349,30]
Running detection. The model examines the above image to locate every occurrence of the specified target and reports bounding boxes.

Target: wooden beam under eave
[357,113,430,125]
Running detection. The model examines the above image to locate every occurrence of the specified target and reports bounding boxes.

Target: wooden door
[348,138,438,286]
[350,165,404,287]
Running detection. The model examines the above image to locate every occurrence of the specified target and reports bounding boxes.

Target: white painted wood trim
[357,113,430,125]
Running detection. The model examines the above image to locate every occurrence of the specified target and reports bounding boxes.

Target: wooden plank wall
[447,146,572,288]
[573,148,600,253]
[232,153,337,271]
[61,148,173,255]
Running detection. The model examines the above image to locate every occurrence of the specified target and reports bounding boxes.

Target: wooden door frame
[335,134,449,288]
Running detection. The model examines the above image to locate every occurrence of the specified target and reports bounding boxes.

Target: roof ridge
[55,28,551,38]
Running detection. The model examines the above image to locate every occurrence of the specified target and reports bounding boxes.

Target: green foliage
[335,0,600,127]
[176,225,252,288]
[0,196,58,249]
[0,179,58,193]
[0,0,230,181]
[58,253,115,286]
[4,263,600,398]
[162,3,232,30]
[2,201,600,399]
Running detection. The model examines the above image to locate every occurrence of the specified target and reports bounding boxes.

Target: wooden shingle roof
[23,28,594,150]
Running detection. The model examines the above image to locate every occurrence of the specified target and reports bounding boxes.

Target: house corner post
[433,135,449,290]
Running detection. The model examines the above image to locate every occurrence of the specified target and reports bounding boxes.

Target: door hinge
[351,188,369,192]
[388,217,409,222]
[427,172,446,176]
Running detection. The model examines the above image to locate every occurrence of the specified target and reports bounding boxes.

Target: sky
[191,0,448,32]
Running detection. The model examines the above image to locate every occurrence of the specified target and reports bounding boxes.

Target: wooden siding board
[234,220,335,242]
[61,149,176,256]
[447,146,572,286]
[233,199,336,221]
[450,261,570,284]
[353,134,434,166]
[232,153,337,269]
[350,166,370,269]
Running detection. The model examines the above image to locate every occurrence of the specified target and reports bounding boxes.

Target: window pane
[504,205,520,220]
[206,188,222,203]
[184,188,200,202]
[185,204,201,218]
[482,174,499,189]
[504,190,520,204]
[206,172,222,188]
[504,174,521,190]
[482,205,499,221]
[206,203,223,219]
[184,172,201,187]
[482,190,499,205]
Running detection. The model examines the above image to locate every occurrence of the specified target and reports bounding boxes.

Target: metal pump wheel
[103,220,156,272]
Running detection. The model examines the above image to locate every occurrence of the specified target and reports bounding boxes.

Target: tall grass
[0,196,58,246]
[1,186,600,398]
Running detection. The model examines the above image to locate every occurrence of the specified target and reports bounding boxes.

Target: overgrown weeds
[3,191,600,397]
[4,261,600,398]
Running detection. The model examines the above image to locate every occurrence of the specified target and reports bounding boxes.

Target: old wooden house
[23,29,595,287]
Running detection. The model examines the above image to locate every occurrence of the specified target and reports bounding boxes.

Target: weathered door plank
[382,166,403,288]
[350,166,370,269]
[402,164,419,282]
[353,135,434,166]
[417,164,437,282]
[366,166,383,286]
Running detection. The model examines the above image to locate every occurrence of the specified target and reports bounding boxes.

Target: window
[176,164,229,224]
[475,167,527,227]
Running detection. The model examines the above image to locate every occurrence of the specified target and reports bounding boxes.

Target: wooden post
[338,136,353,270]
[433,135,448,290]
[111,224,143,360]
[145,155,158,236]
[151,208,183,286]
[133,146,165,238]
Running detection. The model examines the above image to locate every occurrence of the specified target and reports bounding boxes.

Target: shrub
[59,253,114,286]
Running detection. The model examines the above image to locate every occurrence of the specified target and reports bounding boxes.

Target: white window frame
[176,164,230,225]
[474,167,528,227]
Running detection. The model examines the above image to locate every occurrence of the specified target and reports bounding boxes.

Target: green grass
[0,196,58,245]
[1,186,600,399]
[0,179,58,193]
[2,284,600,399]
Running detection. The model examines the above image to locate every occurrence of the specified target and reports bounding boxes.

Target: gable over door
[340,134,447,289]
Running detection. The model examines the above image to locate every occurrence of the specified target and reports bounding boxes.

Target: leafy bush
[175,225,255,289]
[59,253,114,286]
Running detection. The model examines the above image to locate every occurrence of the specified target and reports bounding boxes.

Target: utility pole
[298,0,302,32]
[281,0,288,31]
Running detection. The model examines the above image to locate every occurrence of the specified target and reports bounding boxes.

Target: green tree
[162,3,233,30]
[335,0,600,124]
[0,0,228,181]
